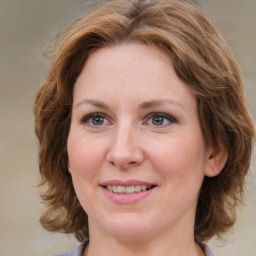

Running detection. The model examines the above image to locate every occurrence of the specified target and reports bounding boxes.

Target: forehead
[80,42,173,79]
[73,42,196,111]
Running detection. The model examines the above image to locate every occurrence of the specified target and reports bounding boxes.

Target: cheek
[149,134,206,185]
[67,136,104,210]
[68,134,105,175]
[67,139,106,213]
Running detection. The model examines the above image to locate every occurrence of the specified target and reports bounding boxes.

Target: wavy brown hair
[34,0,255,243]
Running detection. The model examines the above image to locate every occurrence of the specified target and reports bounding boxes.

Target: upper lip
[100,179,156,186]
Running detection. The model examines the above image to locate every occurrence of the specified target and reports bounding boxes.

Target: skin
[67,42,226,256]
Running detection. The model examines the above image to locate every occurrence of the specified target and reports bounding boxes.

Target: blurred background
[0,0,255,255]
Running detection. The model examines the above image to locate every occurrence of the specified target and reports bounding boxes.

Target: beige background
[0,0,255,255]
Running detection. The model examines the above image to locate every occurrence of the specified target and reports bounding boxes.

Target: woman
[34,0,255,255]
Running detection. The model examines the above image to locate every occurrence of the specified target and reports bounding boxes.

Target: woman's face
[67,42,213,241]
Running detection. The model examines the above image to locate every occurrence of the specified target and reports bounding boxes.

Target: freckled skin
[67,42,212,256]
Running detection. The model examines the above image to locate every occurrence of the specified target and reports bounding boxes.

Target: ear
[204,146,228,177]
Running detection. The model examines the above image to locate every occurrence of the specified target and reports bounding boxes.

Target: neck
[84,221,205,256]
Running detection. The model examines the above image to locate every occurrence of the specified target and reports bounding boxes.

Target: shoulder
[50,243,213,256]
[205,244,214,256]
[51,243,85,256]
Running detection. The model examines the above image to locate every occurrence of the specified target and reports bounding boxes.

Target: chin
[99,213,156,241]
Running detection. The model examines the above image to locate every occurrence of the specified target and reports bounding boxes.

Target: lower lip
[101,186,156,204]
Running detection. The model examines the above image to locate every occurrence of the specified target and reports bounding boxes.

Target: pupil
[153,117,163,125]
[93,117,104,125]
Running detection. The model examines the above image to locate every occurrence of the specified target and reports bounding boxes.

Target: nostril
[106,147,144,169]
[108,160,140,169]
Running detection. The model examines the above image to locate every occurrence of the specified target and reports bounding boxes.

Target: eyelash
[80,112,111,127]
[144,112,177,127]
[80,112,177,128]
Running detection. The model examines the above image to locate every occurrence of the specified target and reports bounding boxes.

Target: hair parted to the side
[34,0,255,243]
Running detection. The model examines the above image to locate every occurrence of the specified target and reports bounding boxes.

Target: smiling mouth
[104,185,155,194]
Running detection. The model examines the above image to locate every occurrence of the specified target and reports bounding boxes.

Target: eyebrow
[139,99,185,110]
[75,98,184,110]
[75,99,110,109]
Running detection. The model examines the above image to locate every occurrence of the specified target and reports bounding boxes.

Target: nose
[106,125,144,169]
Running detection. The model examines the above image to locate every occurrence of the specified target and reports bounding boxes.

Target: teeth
[112,185,118,193]
[141,185,147,191]
[105,185,153,194]
[125,186,133,193]
[117,185,125,193]
[134,185,141,192]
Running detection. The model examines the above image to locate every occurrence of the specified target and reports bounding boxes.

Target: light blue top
[52,243,85,256]
[52,243,214,256]
[205,245,214,256]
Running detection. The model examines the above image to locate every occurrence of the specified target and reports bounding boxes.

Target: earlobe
[205,147,228,177]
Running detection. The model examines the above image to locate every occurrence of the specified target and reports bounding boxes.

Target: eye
[145,112,177,127]
[80,112,111,127]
